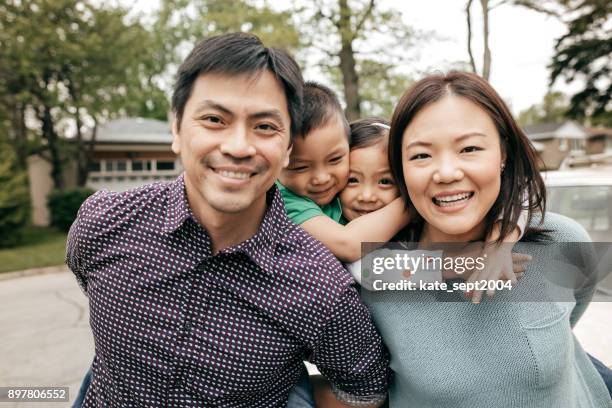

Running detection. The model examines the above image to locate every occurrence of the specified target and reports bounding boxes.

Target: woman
[359,71,612,407]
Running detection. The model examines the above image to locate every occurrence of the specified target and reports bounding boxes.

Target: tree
[0,1,168,189]
[156,0,301,56]
[549,0,611,126]
[465,0,495,80]
[0,142,29,247]
[518,91,569,125]
[299,0,416,120]
[464,0,560,81]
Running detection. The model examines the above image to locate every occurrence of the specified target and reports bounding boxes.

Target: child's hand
[465,245,531,304]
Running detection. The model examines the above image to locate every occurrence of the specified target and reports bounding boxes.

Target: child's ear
[171,115,181,155]
[283,145,293,168]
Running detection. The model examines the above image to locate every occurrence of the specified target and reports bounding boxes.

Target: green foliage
[157,0,301,52]
[359,60,414,118]
[518,91,569,126]
[549,0,611,126]
[297,0,418,119]
[0,143,30,247]
[0,1,170,189]
[47,188,94,232]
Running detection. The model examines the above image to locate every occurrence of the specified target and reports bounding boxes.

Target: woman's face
[340,142,399,221]
[401,94,504,242]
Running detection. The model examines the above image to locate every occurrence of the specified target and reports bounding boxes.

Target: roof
[586,127,612,138]
[86,117,172,144]
[523,120,588,141]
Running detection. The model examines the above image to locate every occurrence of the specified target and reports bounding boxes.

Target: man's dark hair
[299,81,350,139]
[172,32,303,140]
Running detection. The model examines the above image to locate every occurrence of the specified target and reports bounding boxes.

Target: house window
[88,161,101,173]
[132,160,152,172]
[570,138,584,153]
[156,160,175,171]
[559,139,568,151]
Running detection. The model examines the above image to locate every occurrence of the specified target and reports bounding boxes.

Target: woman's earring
[501,163,506,173]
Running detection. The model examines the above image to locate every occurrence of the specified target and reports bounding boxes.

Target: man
[67,32,389,407]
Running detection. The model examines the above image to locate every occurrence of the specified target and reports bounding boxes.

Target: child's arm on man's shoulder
[301,197,410,262]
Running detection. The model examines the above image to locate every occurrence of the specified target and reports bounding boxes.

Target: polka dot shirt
[66,174,390,407]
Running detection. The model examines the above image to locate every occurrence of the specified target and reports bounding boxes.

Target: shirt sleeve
[281,190,326,225]
[309,285,390,406]
[66,204,89,294]
[65,191,106,294]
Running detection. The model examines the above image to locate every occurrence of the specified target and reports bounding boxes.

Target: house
[27,117,182,226]
[523,121,612,170]
[85,117,181,192]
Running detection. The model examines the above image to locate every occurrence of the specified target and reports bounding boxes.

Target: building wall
[537,139,569,170]
[586,136,605,155]
[27,155,77,226]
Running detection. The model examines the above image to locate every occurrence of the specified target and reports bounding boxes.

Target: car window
[546,185,612,241]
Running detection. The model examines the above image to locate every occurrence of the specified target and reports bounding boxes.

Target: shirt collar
[220,185,287,274]
[163,174,287,274]
[162,174,193,234]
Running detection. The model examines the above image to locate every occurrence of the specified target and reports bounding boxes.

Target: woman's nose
[433,158,464,183]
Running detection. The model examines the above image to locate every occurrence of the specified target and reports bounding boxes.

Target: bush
[47,187,95,232]
[0,143,30,247]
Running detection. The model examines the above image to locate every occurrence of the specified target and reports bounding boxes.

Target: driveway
[0,268,610,407]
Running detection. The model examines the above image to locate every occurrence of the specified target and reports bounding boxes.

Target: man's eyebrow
[193,100,233,116]
[250,110,285,124]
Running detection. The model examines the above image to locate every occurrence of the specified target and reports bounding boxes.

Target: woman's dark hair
[172,32,303,141]
[349,117,390,150]
[388,71,546,242]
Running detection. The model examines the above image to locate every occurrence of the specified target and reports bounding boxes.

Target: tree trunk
[337,0,361,121]
[40,104,64,190]
[480,0,492,81]
[10,100,28,170]
[466,0,477,74]
[76,115,98,187]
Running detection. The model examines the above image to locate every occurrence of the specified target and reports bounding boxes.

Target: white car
[543,169,612,300]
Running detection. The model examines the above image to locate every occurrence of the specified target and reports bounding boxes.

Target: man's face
[172,71,292,215]
[278,113,350,206]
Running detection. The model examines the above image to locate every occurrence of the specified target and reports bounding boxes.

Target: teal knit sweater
[364,213,612,408]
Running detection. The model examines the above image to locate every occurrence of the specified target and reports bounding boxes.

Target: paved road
[0,268,610,407]
[0,269,93,408]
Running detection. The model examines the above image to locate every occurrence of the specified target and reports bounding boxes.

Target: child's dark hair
[299,81,350,139]
[349,117,390,150]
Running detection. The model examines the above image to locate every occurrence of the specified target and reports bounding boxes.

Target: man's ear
[283,145,293,168]
[171,115,181,155]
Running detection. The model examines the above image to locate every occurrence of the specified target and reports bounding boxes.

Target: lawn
[0,227,68,273]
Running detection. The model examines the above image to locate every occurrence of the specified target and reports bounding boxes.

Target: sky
[390,1,574,114]
[126,0,576,116]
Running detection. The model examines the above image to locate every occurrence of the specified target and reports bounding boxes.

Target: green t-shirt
[276,181,346,225]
